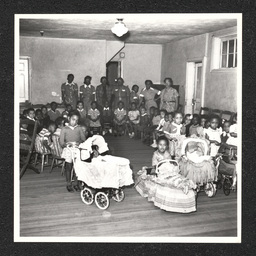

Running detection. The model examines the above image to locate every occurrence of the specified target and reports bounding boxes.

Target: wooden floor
[20,135,237,237]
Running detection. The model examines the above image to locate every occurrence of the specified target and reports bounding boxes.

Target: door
[106,61,121,86]
[185,61,203,114]
[19,58,29,102]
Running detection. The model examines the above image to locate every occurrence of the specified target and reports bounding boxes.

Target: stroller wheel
[81,187,94,205]
[112,189,125,202]
[223,179,231,196]
[204,182,217,198]
[95,192,110,210]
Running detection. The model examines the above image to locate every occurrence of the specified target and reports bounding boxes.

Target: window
[220,38,237,68]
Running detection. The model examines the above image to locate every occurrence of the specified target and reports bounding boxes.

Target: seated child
[41,105,51,128]
[113,101,127,136]
[54,116,66,136]
[150,109,167,148]
[20,118,32,151]
[127,102,140,138]
[60,111,86,192]
[62,104,72,119]
[35,121,56,155]
[183,114,192,137]
[35,108,44,131]
[163,112,186,158]
[101,100,113,135]
[77,100,87,125]
[137,107,150,139]
[204,115,222,157]
[87,101,102,135]
[226,113,237,146]
[26,108,36,136]
[48,101,61,121]
[142,136,196,195]
[130,84,140,107]
[189,114,202,137]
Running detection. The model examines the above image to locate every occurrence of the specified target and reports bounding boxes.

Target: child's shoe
[128,133,132,138]
[131,132,135,138]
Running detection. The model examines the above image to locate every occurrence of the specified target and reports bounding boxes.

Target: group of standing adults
[61,74,179,113]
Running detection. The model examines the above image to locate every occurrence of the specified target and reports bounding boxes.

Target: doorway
[185,61,204,114]
[106,61,121,86]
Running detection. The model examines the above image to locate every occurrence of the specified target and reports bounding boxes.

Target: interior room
[17,14,239,240]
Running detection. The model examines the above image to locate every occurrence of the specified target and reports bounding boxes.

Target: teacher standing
[160,77,179,112]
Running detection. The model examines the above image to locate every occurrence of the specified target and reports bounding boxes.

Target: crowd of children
[20,77,237,193]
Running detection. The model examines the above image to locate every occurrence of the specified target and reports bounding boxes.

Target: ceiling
[19,14,237,44]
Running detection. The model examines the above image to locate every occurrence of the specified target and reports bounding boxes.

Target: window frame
[220,36,237,69]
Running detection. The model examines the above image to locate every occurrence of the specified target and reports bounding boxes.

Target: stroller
[217,144,237,196]
[68,135,134,210]
[179,138,219,197]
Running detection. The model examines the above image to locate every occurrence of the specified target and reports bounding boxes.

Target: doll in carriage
[68,135,134,210]
[135,136,197,213]
[179,137,219,197]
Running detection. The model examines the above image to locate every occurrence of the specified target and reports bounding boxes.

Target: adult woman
[160,78,179,113]
[96,76,113,110]
[139,80,161,114]
[112,77,130,109]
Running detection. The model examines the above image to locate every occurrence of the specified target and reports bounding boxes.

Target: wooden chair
[20,120,40,179]
[221,111,234,122]
[199,107,211,116]
[50,134,65,175]
[211,109,222,117]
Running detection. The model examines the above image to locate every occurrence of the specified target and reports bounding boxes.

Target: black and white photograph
[14,13,242,242]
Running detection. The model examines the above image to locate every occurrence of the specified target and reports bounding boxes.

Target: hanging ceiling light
[111,18,128,37]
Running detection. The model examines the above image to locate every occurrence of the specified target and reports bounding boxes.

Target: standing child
[127,102,140,138]
[101,101,113,135]
[113,101,127,136]
[204,115,222,157]
[130,84,140,107]
[150,109,167,148]
[76,101,87,125]
[80,76,96,113]
[60,111,86,192]
[62,104,72,119]
[48,102,61,122]
[87,101,101,135]
[189,114,201,137]
[137,107,150,139]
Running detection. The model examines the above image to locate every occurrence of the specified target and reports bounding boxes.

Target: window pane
[229,39,234,54]
[222,54,227,67]
[235,53,237,67]
[222,41,227,54]
[228,54,234,67]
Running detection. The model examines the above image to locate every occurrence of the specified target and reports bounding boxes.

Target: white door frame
[185,57,207,114]
[19,56,31,102]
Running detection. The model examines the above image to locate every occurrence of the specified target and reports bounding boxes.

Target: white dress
[204,127,222,157]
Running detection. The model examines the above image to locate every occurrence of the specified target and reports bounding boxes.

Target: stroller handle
[155,159,179,173]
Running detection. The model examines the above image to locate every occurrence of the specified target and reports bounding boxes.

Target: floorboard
[20,135,237,237]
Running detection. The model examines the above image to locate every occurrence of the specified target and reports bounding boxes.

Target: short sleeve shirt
[80,84,96,103]
[61,82,78,105]
[87,108,101,127]
[152,150,172,166]
[140,87,161,101]
[114,108,127,121]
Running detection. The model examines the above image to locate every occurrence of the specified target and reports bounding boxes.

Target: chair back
[199,107,211,116]
[221,111,234,122]
[211,109,222,117]
[51,134,63,157]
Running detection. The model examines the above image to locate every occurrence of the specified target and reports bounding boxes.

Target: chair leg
[41,154,45,173]
[34,153,38,166]
[50,157,55,173]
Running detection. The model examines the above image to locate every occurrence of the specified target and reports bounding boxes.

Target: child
[127,102,140,138]
[20,118,32,151]
[60,111,86,192]
[21,109,28,119]
[130,84,140,107]
[80,75,96,113]
[189,114,201,137]
[62,104,72,119]
[26,108,36,136]
[41,105,50,128]
[137,107,150,139]
[87,101,101,135]
[204,115,222,157]
[77,101,87,125]
[35,121,57,155]
[183,114,192,137]
[48,102,61,121]
[54,117,66,136]
[113,101,127,136]
[163,112,186,158]
[35,109,44,130]
[226,113,237,146]
[150,109,167,148]
[101,101,113,136]
[200,115,209,128]
[218,120,231,154]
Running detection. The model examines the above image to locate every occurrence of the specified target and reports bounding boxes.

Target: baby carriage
[217,144,237,196]
[68,135,134,210]
[179,138,219,197]
[135,159,197,213]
